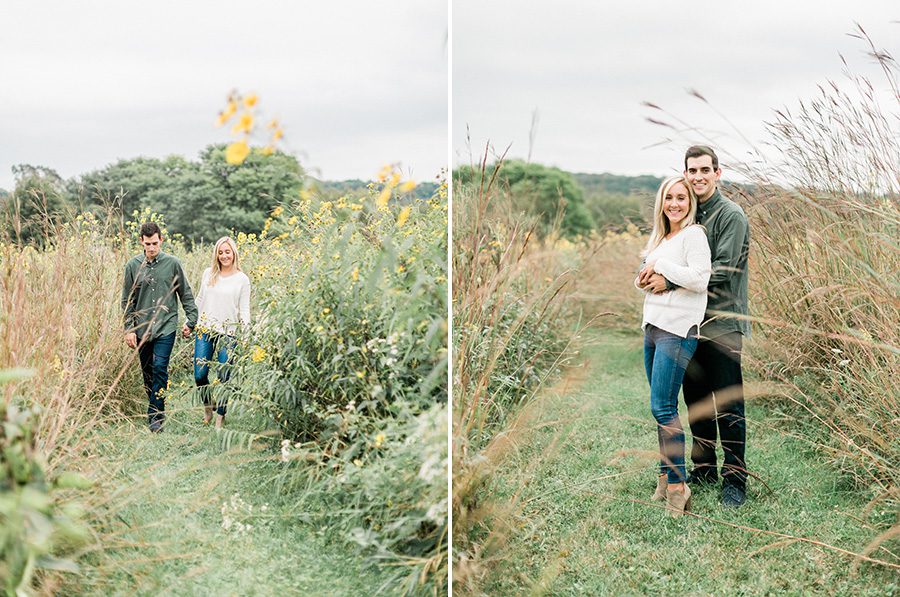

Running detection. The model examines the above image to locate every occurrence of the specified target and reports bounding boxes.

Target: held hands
[125,332,137,349]
[182,324,192,339]
[637,263,669,295]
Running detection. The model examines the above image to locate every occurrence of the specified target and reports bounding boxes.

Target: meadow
[0,170,448,596]
[451,38,899,594]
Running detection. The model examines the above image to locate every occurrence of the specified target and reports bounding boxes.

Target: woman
[187,236,251,429]
[635,176,710,516]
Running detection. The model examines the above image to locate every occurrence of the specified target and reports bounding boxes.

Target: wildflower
[374,433,385,448]
[225,141,250,165]
[396,206,411,228]
[217,101,237,126]
[251,345,267,363]
[355,371,365,379]
[232,112,254,134]
[399,180,416,193]
[243,93,258,108]
[351,267,359,282]
[271,206,284,218]
[287,216,298,226]
[260,145,274,156]
[353,458,363,467]
[322,307,331,315]
[273,128,284,140]
[376,187,392,209]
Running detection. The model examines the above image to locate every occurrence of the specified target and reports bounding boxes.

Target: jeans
[194,332,236,416]
[683,332,747,489]
[644,324,698,484]
[138,331,176,426]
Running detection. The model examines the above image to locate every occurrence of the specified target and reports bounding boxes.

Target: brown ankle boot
[651,474,667,501]
[666,484,692,517]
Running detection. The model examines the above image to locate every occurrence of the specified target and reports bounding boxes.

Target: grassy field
[63,360,397,597]
[465,330,898,596]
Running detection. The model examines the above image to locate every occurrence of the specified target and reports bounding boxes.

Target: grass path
[478,330,898,595]
[78,384,395,596]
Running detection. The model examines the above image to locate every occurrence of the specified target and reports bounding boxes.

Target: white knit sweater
[195,268,251,336]
[636,225,711,338]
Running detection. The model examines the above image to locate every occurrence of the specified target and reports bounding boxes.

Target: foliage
[0,371,92,596]
[0,165,72,245]
[455,160,594,238]
[584,192,647,232]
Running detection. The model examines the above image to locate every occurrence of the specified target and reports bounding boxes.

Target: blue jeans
[138,331,176,426]
[194,332,235,416]
[644,324,698,484]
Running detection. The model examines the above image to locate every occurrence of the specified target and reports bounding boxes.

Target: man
[643,145,750,507]
[122,222,198,432]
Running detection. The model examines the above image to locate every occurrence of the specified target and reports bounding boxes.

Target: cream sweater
[636,225,711,338]
[195,268,251,336]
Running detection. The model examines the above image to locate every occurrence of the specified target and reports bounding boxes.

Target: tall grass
[451,153,589,592]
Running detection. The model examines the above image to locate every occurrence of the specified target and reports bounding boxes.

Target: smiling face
[684,154,721,201]
[663,181,691,229]
[217,242,235,270]
[141,233,162,260]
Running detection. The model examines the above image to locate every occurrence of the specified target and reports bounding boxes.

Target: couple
[121,222,251,432]
[636,145,750,516]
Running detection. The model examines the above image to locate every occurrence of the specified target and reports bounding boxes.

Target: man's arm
[174,262,199,330]
[708,211,749,288]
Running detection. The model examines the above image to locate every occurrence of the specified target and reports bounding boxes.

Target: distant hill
[571,172,663,196]
[311,178,439,200]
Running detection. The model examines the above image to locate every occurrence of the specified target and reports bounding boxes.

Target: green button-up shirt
[122,251,198,341]
[694,188,751,339]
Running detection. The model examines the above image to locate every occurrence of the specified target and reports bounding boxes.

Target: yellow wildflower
[287,215,298,226]
[260,145,274,156]
[399,180,416,193]
[251,345,267,363]
[243,93,258,108]
[376,187,392,209]
[396,206,411,228]
[225,141,250,165]
[351,267,359,282]
[374,433,385,448]
[273,128,284,140]
[217,101,237,126]
[272,206,284,217]
[355,371,365,378]
[232,112,253,134]
[322,307,331,315]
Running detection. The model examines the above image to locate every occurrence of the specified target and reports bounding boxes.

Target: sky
[453,1,899,180]
[0,0,447,191]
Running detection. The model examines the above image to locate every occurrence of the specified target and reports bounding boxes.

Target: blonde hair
[208,236,241,287]
[642,176,698,256]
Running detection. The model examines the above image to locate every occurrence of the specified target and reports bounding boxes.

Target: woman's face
[663,182,690,227]
[218,243,235,269]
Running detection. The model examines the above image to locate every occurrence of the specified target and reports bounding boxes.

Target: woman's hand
[182,324,192,339]
[637,262,656,288]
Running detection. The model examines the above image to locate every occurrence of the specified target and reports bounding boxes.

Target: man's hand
[182,324,192,339]
[645,273,669,294]
[125,332,138,349]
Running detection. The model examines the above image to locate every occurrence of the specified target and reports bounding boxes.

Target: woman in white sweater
[189,236,251,429]
[635,176,711,516]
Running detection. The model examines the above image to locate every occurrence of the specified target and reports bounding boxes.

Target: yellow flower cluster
[216,90,284,165]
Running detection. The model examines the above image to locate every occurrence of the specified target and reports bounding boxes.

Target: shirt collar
[698,188,722,213]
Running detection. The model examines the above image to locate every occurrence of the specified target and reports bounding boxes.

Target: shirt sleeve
[175,261,199,329]
[121,260,136,332]
[653,227,711,293]
[708,210,750,288]
[239,274,251,333]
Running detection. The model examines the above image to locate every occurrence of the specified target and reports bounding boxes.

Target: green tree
[455,160,594,238]
[2,165,71,244]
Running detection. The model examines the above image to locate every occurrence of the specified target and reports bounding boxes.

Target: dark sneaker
[149,420,163,433]
[686,469,718,487]
[721,483,746,508]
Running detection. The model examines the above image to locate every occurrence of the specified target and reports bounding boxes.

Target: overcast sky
[453,1,899,180]
[0,0,447,191]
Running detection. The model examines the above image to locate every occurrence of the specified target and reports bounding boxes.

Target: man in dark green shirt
[644,146,750,507]
[122,222,198,432]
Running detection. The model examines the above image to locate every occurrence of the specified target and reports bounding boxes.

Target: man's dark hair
[139,221,162,239]
[684,145,719,170]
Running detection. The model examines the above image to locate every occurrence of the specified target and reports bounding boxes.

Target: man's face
[141,234,162,259]
[684,155,721,201]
